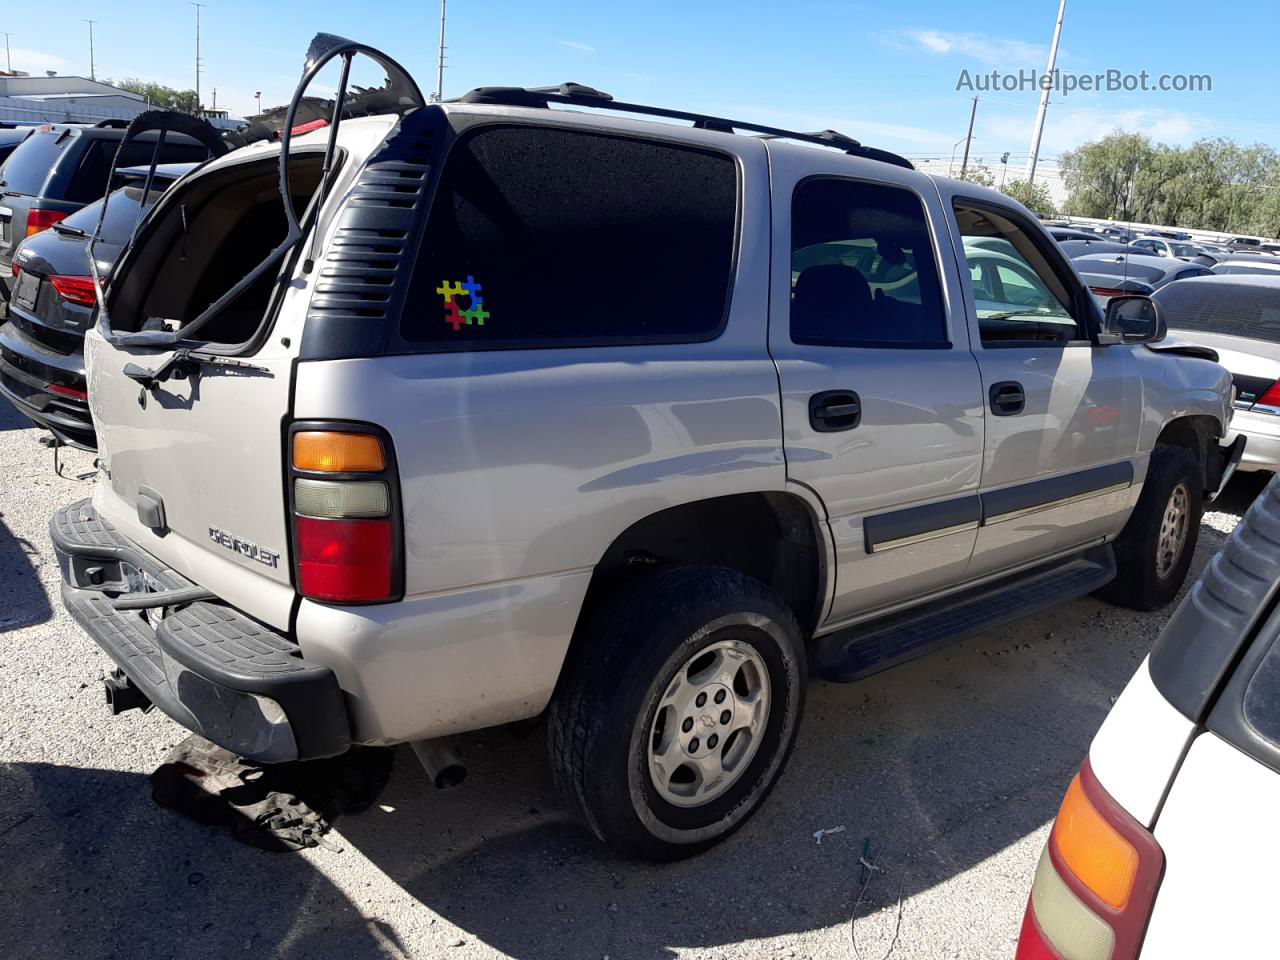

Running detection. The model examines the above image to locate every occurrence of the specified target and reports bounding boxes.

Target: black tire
[1097,444,1202,611]
[547,565,806,861]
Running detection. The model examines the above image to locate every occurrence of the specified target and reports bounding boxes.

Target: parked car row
[0,116,228,447]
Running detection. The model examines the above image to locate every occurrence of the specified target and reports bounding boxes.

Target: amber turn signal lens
[1053,773,1140,909]
[293,431,385,473]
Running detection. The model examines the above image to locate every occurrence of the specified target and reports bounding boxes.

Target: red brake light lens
[1090,287,1132,298]
[1016,904,1066,960]
[49,274,98,307]
[295,516,393,603]
[26,208,68,237]
[1256,381,1280,408]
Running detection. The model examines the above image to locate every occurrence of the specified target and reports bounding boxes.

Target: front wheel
[1097,444,1203,611]
[547,565,806,861]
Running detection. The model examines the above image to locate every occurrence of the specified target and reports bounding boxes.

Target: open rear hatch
[82,34,424,629]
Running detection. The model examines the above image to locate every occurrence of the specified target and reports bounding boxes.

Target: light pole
[959,96,978,180]
[83,20,98,81]
[191,2,205,114]
[254,90,261,115]
[434,0,447,102]
[3,33,12,74]
[949,136,977,177]
[1000,151,1010,188]
[1027,0,1068,185]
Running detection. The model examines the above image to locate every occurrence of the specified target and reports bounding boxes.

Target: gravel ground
[0,397,1263,960]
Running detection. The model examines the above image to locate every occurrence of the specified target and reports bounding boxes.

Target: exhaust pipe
[410,737,467,789]
[103,668,151,715]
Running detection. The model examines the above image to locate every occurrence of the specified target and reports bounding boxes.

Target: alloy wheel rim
[646,638,771,808]
[1156,482,1189,579]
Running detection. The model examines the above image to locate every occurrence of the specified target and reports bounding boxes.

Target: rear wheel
[1098,444,1202,611]
[547,565,806,860]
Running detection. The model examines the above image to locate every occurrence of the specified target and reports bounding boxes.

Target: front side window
[403,125,738,348]
[954,201,1084,345]
[790,178,947,347]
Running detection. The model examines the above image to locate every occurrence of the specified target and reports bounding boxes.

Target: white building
[0,75,240,128]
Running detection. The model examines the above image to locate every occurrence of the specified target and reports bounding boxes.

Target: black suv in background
[0,164,194,448]
[0,122,210,295]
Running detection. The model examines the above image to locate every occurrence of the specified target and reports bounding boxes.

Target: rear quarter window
[402,125,739,349]
[0,131,67,196]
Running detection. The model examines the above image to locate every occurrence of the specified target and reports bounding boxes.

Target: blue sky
[26,0,1280,163]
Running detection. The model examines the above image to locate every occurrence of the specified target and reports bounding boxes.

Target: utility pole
[211,87,216,111]
[1027,0,1067,185]
[959,96,978,179]
[433,0,447,102]
[191,2,205,115]
[83,20,98,81]
[3,33,12,74]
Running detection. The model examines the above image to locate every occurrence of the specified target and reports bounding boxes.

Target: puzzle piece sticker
[438,277,490,331]
[436,280,465,303]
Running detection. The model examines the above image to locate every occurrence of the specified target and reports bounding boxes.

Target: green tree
[956,162,995,188]
[109,77,200,114]
[1001,179,1057,217]
[1061,131,1279,236]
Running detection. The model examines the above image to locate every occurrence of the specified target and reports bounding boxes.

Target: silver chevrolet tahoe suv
[51,36,1242,860]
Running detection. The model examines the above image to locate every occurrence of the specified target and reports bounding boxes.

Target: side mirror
[1100,295,1165,345]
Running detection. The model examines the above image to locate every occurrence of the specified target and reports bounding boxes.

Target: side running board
[812,547,1116,683]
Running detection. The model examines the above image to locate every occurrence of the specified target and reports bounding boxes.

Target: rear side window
[1156,282,1280,343]
[0,131,66,196]
[402,125,738,348]
[790,178,947,347]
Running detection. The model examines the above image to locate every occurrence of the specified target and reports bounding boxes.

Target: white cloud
[558,40,596,53]
[880,29,1051,68]
[10,47,68,75]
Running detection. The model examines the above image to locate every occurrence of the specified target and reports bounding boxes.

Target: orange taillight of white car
[1016,758,1164,960]
[292,430,386,472]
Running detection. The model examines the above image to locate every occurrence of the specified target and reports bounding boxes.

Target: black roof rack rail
[452,83,913,170]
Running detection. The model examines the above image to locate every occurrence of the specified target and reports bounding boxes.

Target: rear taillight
[1016,758,1163,960]
[49,274,98,307]
[11,260,19,277]
[25,209,68,237]
[1256,381,1280,409]
[289,426,400,604]
[1090,287,1132,298]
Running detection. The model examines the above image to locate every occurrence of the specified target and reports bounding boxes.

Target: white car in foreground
[1016,475,1280,959]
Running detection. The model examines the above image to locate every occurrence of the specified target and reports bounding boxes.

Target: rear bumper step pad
[51,499,350,761]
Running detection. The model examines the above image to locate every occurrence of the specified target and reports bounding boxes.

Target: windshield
[0,131,65,195]
[1157,282,1280,343]
[1170,243,1199,257]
